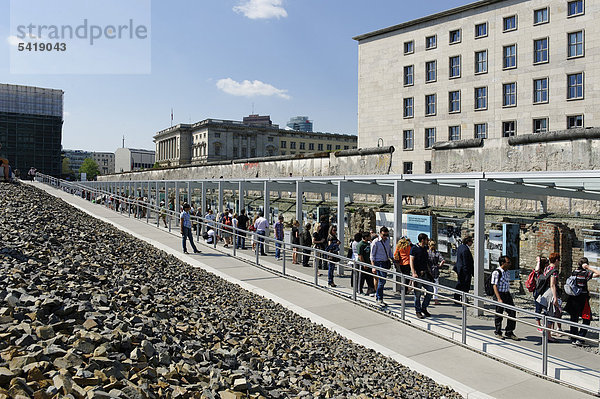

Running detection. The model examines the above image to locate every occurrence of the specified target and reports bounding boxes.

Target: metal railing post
[146,203,149,223]
[542,315,548,376]
[282,242,286,276]
[400,274,406,320]
[314,250,319,286]
[255,232,259,265]
[352,262,358,302]
[461,292,467,345]
[233,229,237,257]
[168,213,172,233]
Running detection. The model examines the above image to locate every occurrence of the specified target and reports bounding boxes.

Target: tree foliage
[79,158,100,181]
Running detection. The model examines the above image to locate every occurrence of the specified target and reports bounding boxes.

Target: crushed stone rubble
[0,183,462,398]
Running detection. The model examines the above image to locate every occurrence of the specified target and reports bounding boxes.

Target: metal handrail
[34,173,600,393]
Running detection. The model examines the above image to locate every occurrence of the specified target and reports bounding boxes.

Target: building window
[425,128,436,148]
[251,148,256,157]
[475,22,487,38]
[425,61,437,82]
[326,144,332,151]
[533,38,548,64]
[503,15,517,32]
[318,143,323,151]
[474,87,487,110]
[449,126,461,141]
[475,50,487,74]
[503,44,517,69]
[475,123,487,139]
[534,7,549,24]
[533,118,548,133]
[233,147,238,157]
[533,78,548,104]
[344,146,349,150]
[267,137,274,142]
[567,0,584,17]
[404,65,414,86]
[214,143,221,156]
[503,82,517,107]
[309,143,315,151]
[403,97,414,118]
[281,140,287,148]
[449,55,461,78]
[290,142,296,149]
[449,29,461,44]
[214,132,221,138]
[241,147,247,158]
[403,162,413,174]
[502,121,516,137]
[425,161,432,174]
[404,40,414,54]
[299,142,305,150]
[449,90,461,113]
[567,72,584,99]
[403,130,414,150]
[568,31,584,58]
[425,35,437,49]
[335,145,341,150]
[425,94,436,116]
[567,114,584,128]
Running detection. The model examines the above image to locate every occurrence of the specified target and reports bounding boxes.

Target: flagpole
[171,108,173,127]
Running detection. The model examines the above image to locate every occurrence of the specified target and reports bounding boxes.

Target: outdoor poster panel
[437,217,465,262]
[584,239,600,262]
[375,213,433,244]
[487,230,503,271]
[503,223,520,280]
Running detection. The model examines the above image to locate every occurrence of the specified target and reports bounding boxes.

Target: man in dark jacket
[454,236,474,301]
[300,223,313,267]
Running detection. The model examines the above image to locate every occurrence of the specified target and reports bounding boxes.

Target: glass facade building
[286,116,313,132]
[0,84,63,176]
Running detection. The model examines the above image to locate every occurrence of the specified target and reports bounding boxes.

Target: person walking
[370,227,393,307]
[274,215,285,260]
[410,233,434,319]
[236,209,249,249]
[254,211,269,256]
[357,231,375,296]
[180,203,201,254]
[565,257,600,346]
[291,220,300,264]
[300,223,312,267]
[537,252,563,337]
[454,236,474,302]
[428,240,445,305]
[492,256,520,341]
[159,201,168,228]
[326,225,340,287]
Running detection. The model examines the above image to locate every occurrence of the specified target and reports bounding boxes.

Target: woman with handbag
[565,257,600,346]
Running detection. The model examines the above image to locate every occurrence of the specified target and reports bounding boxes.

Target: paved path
[33,182,599,398]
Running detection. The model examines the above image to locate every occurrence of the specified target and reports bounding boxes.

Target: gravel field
[0,183,462,398]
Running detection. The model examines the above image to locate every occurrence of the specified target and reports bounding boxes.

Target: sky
[1,0,468,152]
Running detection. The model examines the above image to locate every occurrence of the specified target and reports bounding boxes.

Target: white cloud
[6,36,20,46]
[216,78,290,100]
[233,0,287,19]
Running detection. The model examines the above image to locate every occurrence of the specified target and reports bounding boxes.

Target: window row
[402,115,585,150]
[403,33,583,86]
[403,74,583,117]
[401,161,432,175]
[403,1,584,54]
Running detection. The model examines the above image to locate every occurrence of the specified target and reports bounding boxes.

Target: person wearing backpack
[536,252,563,338]
[565,257,600,346]
[492,256,520,341]
[531,256,549,332]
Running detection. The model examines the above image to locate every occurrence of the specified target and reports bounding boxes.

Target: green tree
[153,162,161,169]
[79,158,100,181]
[62,157,73,175]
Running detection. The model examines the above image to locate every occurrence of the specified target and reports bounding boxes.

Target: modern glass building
[0,84,63,176]
[286,116,313,132]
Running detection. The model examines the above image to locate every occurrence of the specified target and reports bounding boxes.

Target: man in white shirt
[254,211,269,256]
[180,203,200,254]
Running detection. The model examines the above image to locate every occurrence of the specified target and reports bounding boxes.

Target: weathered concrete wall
[98,152,394,182]
[432,137,600,173]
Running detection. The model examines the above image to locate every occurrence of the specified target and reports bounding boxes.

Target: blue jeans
[414,281,434,313]
[181,226,198,253]
[328,258,336,284]
[257,230,266,255]
[374,261,391,300]
[236,233,246,249]
[275,240,282,259]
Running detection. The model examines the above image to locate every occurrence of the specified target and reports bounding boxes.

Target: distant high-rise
[287,116,313,132]
[0,84,63,176]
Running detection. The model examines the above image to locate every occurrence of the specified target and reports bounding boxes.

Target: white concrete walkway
[32,181,598,399]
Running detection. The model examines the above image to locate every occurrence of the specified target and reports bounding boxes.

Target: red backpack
[525,270,537,292]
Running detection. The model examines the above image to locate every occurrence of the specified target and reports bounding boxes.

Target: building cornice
[353,0,510,42]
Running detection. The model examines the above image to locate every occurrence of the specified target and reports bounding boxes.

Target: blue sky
[1,0,468,152]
